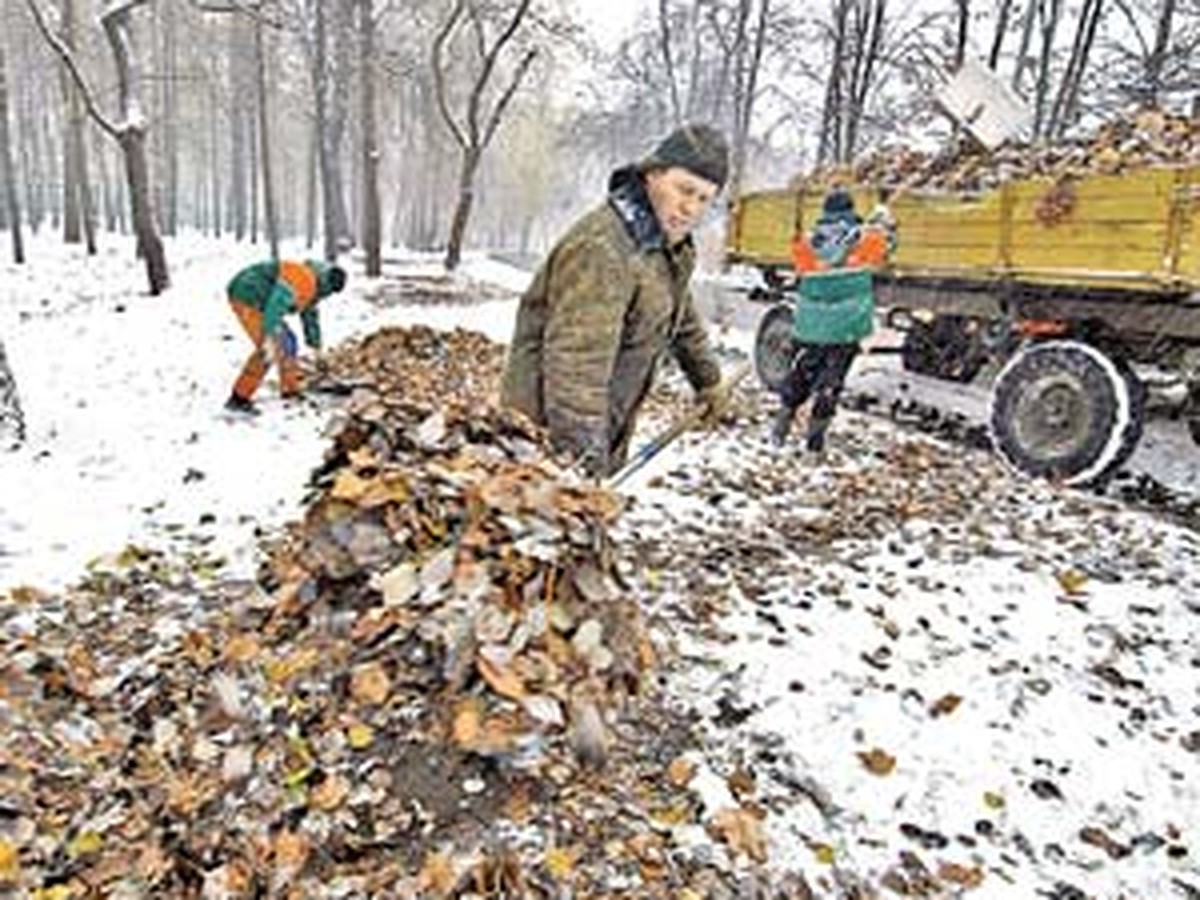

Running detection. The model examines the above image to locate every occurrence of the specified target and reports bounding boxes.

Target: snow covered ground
[0,234,523,590]
[2,231,1199,897]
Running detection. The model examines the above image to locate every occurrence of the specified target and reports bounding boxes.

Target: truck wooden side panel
[729,165,1200,295]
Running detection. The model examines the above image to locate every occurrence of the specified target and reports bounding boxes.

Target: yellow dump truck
[729,166,1200,485]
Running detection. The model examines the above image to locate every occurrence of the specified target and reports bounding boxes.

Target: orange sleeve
[791,236,821,273]
[846,230,889,269]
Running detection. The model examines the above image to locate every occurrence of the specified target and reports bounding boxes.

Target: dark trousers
[777,343,859,450]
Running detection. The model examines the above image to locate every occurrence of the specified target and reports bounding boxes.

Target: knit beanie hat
[642,123,730,189]
[821,187,860,223]
[309,261,348,296]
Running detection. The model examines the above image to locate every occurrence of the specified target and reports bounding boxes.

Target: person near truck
[224,259,347,414]
[769,187,896,452]
[500,123,735,477]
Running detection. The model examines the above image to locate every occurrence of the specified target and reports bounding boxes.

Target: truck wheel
[1187,383,1200,447]
[754,302,798,393]
[989,340,1135,486]
[1101,363,1146,479]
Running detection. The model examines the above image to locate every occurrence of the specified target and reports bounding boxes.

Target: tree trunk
[305,120,317,248]
[1031,0,1063,138]
[359,0,381,276]
[100,1,169,294]
[209,75,221,238]
[0,31,25,264]
[160,0,178,236]
[445,149,480,271]
[61,0,83,244]
[120,128,168,293]
[229,14,247,240]
[0,337,25,450]
[255,14,278,259]
[1145,0,1176,105]
[954,0,969,70]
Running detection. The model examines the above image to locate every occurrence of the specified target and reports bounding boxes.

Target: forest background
[1,0,1199,293]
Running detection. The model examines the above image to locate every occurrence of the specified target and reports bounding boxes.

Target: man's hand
[311,349,331,378]
[695,376,737,429]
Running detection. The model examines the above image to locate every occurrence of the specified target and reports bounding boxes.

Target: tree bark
[0,30,25,264]
[61,0,84,244]
[358,0,381,276]
[255,13,278,259]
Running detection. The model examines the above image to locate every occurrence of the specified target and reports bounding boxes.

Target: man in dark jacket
[501,124,733,477]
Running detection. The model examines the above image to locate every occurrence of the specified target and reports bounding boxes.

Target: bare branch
[482,47,537,148]
[24,0,119,137]
[466,0,533,145]
[431,0,469,150]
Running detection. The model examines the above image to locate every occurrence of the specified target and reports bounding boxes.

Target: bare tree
[1030,0,1063,137]
[300,0,354,261]
[59,0,96,252]
[431,0,537,270]
[358,0,380,276]
[1047,0,1103,136]
[818,0,888,164]
[0,25,25,264]
[27,0,169,294]
[254,10,279,257]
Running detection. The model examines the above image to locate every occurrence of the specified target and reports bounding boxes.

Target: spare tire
[988,340,1134,486]
[754,302,798,393]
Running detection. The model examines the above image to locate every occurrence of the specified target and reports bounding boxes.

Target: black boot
[224,392,260,416]
[805,415,831,453]
[770,405,797,446]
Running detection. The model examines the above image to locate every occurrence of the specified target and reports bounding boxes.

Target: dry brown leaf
[311,774,350,811]
[0,839,19,880]
[728,766,757,800]
[937,861,985,888]
[710,807,768,863]
[350,662,391,706]
[451,698,483,749]
[858,747,897,776]
[330,470,375,502]
[265,648,321,685]
[346,722,374,750]
[544,845,578,880]
[417,852,458,894]
[1055,568,1089,596]
[667,756,697,788]
[224,633,261,664]
[478,655,526,700]
[929,694,962,718]
[273,829,310,877]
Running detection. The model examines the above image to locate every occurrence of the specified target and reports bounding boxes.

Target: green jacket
[501,166,721,475]
[793,268,876,345]
[227,259,335,348]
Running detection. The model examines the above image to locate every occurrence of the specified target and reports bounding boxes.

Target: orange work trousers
[229,300,302,401]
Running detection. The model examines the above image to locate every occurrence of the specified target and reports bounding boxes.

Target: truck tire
[1101,362,1146,479]
[988,340,1135,486]
[754,302,798,393]
[1187,383,1200,448]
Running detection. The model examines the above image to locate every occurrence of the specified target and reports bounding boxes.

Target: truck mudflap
[988,340,1145,486]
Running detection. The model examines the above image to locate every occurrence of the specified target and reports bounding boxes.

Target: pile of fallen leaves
[317,325,506,407]
[0,326,820,897]
[799,107,1200,194]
